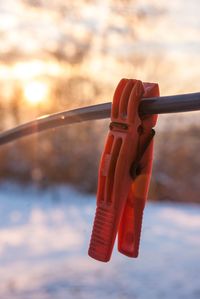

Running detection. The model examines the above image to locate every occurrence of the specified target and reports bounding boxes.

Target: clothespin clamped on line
[88,78,159,262]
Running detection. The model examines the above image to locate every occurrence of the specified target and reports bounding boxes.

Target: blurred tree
[150,125,200,203]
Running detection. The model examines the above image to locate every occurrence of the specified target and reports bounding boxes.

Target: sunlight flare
[24,81,49,105]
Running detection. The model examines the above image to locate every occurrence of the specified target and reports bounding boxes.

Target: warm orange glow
[24,81,49,105]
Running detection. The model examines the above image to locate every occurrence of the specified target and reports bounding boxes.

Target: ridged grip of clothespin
[118,82,159,258]
[88,79,144,262]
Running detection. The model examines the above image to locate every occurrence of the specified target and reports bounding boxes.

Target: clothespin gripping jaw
[118,82,160,258]
[88,79,146,262]
[88,79,159,262]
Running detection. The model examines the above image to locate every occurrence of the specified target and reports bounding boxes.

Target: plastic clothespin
[88,79,159,262]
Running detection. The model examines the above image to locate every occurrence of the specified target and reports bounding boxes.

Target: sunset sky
[0,0,200,124]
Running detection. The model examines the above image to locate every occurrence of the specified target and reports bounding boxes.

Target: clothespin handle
[118,82,159,257]
[88,79,159,262]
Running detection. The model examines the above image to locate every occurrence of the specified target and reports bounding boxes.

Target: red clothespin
[88,79,159,262]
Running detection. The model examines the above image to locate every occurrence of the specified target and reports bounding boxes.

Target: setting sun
[24,81,49,105]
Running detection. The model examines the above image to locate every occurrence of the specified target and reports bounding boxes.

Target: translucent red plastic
[88,79,160,262]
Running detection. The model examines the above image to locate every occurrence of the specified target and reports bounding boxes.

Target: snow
[0,182,199,298]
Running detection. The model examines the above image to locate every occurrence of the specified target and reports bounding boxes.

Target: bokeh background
[1,0,200,202]
[0,0,200,298]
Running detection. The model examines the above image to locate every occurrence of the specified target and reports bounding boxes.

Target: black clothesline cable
[0,92,200,146]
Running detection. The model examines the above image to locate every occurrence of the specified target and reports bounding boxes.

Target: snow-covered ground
[0,182,199,299]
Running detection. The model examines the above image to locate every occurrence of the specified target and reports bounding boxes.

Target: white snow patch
[0,183,199,298]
